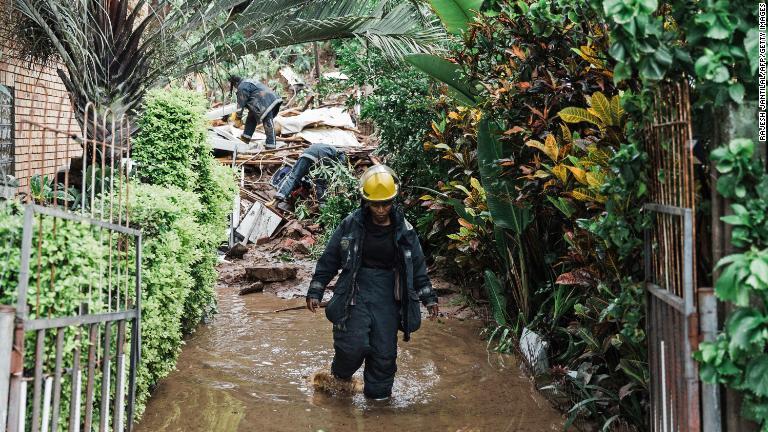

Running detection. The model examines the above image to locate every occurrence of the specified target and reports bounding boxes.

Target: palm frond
[10,0,442,125]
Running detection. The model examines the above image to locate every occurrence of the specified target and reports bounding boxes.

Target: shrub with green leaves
[133,88,237,332]
[184,161,237,332]
[332,40,442,203]
[695,139,768,426]
[0,201,129,429]
[132,88,208,190]
[0,87,236,425]
[128,182,205,413]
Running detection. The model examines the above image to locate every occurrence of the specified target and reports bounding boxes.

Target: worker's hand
[307,297,319,313]
[427,303,439,320]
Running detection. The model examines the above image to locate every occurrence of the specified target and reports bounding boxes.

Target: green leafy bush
[598,0,757,104]
[0,87,236,426]
[133,88,237,332]
[128,182,204,413]
[298,160,359,257]
[0,201,129,428]
[184,159,237,332]
[412,0,651,427]
[333,40,443,204]
[132,88,208,190]
[696,139,768,426]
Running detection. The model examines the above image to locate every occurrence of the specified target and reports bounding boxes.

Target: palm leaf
[13,0,442,126]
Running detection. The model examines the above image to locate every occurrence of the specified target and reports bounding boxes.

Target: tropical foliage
[9,0,443,125]
[599,0,757,103]
[332,39,442,195]
[695,139,768,425]
[406,0,651,427]
[589,0,762,429]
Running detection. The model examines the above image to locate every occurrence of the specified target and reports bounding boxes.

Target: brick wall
[0,41,81,193]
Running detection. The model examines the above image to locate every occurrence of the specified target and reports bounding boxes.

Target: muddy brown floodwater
[135,284,565,432]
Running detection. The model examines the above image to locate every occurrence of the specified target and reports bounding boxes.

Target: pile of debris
[210,77,378,261]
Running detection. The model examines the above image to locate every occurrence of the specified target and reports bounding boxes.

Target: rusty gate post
[0,305,15,430]
[4,314,23,432]
[698,288,721,432]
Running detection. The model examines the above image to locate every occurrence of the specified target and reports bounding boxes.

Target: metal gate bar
[643,80,699,432]
[645,204,699,432]
[6,203,142,432]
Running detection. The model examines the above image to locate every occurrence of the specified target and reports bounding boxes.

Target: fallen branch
[273,301,328,313]
[258,144,307,155]
[301,95,315,111]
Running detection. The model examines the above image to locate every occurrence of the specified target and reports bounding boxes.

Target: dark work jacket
[307,206,437,341]
[236,79,282,121]
[301,143,346,165]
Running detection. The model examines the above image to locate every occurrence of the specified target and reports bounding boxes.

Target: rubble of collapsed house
[210,70,378,263]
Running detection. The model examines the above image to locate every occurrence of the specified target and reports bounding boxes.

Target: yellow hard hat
[359,165,399,202]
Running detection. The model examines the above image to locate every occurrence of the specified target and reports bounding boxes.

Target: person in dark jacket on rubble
[306,164,439,400]
[266,143,346,210]
[228,75,282,149]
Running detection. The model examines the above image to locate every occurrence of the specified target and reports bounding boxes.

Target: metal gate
[2,103,141,432]
[643,82,700,431]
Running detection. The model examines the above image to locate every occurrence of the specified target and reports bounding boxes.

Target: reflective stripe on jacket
[236,79,282,121]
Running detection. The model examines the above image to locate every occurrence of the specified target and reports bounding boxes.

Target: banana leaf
[483,269,507,326]
[428,0,483,35]
[477,118,531,233]
[405,54,477,106]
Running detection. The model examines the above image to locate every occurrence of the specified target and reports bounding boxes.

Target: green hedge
[0,202,120,428]
[132,88,237,333]
[0,88,237,424]
[131,88,237,406]
[0,182,215,422]
[132,88,208,191]
[128,183,204,412]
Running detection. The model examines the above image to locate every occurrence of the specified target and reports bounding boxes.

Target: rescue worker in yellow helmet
[306,164,439,400]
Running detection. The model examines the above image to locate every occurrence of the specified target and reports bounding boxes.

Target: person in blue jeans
[228,75,282,149]
[267,143,346,209]
[306,165,439,400]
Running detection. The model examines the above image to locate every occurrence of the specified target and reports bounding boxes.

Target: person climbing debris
[306,164,439,400]
[267,143,346,210]
[228,75,282,149]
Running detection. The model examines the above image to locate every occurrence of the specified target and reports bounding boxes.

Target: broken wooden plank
[235,201,283,243]
[206,103,238,120]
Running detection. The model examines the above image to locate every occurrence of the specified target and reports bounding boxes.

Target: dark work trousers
[243,110,276,149]
[275,156,312,200]
[331,267,399,399]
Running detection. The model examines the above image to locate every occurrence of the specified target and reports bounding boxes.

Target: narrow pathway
[135,260,565,431]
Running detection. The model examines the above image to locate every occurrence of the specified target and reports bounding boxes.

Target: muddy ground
[134,236,566,432]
